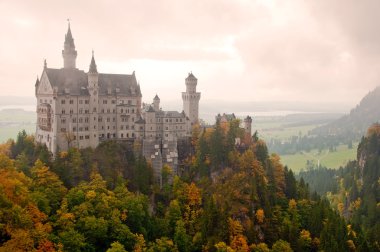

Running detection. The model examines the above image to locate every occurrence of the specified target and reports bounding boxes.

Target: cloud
[0,0,379,109]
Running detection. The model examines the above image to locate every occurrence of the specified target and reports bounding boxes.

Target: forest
[0,119,377,251]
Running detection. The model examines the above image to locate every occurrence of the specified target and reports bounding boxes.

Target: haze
[1,0,379,111]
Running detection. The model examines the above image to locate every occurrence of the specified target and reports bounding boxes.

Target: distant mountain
[311,86,380,138]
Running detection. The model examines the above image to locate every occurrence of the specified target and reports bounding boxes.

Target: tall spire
[62,19,77,69]
[64,19,75,47]
[89,50,98,73]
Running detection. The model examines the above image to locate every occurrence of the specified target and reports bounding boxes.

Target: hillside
[299,124,380,250]
[311,86,380,138]
[0,122,365,251]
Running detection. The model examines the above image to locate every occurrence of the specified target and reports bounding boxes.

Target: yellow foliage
[86,190,97,199]
[255,209,265,224]
[215,241,235,252]
[59,151,68,159]
[228,218,243,237]
[300,229,311,242]
[134,234,147,252]
[346,240,356,252]
[288,199,297,210]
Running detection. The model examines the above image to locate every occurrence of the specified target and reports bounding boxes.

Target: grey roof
[146,105,155,112]
[44,68,141,96]
[154,94,160,100]
[162,111,186,118]
[64,24,75,48]
[89,52,97,73]
[186,72,197,80]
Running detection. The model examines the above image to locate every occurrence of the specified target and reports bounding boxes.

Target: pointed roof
[154,94,160,100]
[35,76,39,87]
[89,50,98,73]
[186,72,197,80]
[64,21,75,48]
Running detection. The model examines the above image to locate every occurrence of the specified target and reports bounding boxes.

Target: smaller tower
[153,94,160,111]
[244,116,252,136]
[182,72,201,125]
[88,51,99,148]
[62,21,77,69]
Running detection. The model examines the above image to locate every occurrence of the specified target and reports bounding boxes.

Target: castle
[35,24,251,179]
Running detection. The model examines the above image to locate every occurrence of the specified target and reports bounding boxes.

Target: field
[0,109,35,143]
[279,143,358,173]
[252,113,357,173]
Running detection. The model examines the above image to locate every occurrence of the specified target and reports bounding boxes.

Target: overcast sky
[1,0,379,111]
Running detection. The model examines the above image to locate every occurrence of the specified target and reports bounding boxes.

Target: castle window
[107,118,110,122]
[79,127,83,131]
[62,109,65,114]
[121,125,124,130]
[73,118,77,123]
[85,127,89,131]
[132,109,135,113]
[60,128,66,132]
[69,100,74,104]
[61,118,66,123]
[79,108,83,114]
[93,108,96,112]
[73,136,76,140]
[85,118,89,123]
[113,133,116,137]
[79,136,83,140]
[79,118,83,123]
[126,125,129,129]
[94,117,96,121]
[79,100,83,104]
[85,110,89,114]
[121,133,124,138]
[107,109,110,113]
[85,100,89,104]
[165,119,168,122]
[113,109,116,113]
[121,109,123,113]
[166,127,168,130]
[176,119,178,122]
[103,100,107,104]
[112,100,116,104]
[61,100,65,104]
[73,127,77,131]
[85,135,89,139]
[99,117,102,122]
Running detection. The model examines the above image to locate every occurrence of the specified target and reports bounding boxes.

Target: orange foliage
[255,209,265,224]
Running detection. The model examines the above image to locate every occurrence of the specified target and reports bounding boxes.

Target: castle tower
[88,51,99,148]
[182,72,201,125]
[153,94,160,111]
[244,116,252,136]
[62,22,77,69]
